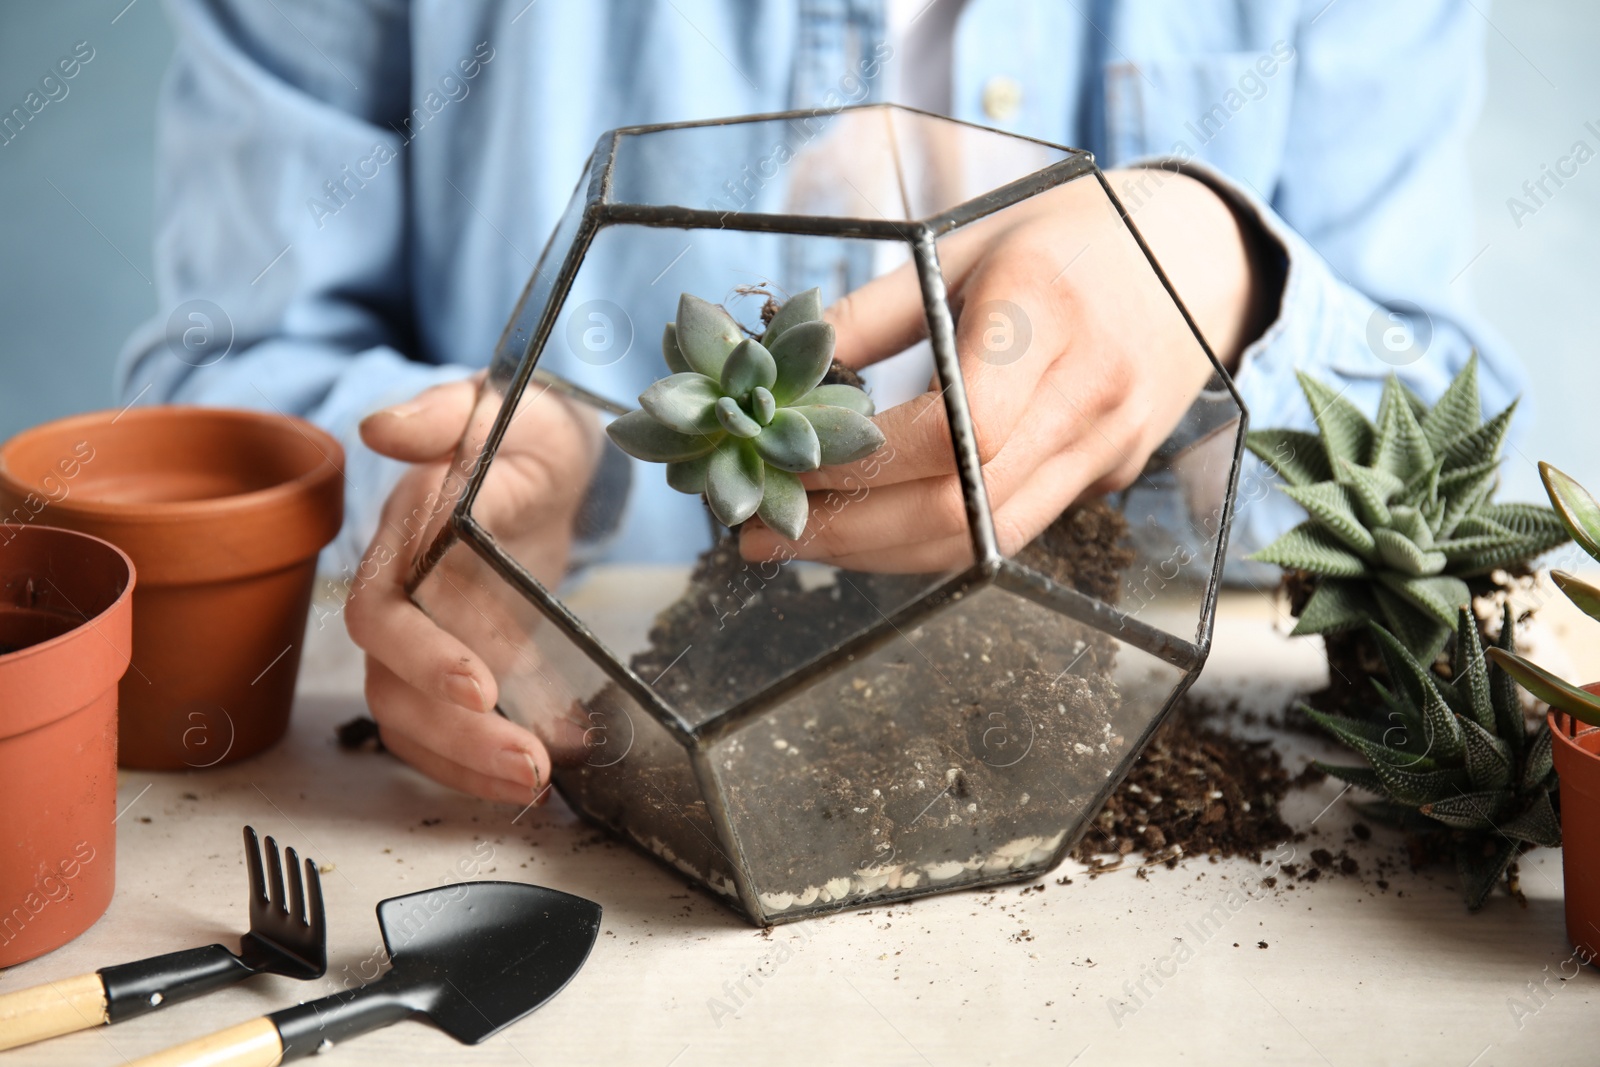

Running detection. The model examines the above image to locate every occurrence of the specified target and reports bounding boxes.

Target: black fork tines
[243,825,325,933]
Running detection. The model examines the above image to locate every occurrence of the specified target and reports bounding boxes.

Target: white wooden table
[3,580,1596,1067]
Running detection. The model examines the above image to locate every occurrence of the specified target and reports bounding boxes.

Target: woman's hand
[739,168,1271,572]
[345,376,600,803]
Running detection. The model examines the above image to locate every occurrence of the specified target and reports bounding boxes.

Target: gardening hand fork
[0,826,326,1051]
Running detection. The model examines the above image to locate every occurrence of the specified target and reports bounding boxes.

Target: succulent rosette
[606,289,885,539]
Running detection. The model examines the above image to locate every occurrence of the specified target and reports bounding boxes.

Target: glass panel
[934,171,1241,646]
[488,160,595,382]
[609,105,1073,222]
[471,223,969,726]
[707,584,1187,921]
[411,537,742,903]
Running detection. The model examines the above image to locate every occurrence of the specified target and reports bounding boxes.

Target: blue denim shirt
[120,0,1520,575]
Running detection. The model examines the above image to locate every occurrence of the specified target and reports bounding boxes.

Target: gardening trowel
[124,881,601,1066]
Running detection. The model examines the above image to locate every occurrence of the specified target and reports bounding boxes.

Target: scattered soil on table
[336,715,386,752]
[1068,695,1296,872]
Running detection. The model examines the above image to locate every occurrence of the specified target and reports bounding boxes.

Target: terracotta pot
[1553,691,1600,964]
[0,407,342,769]
[0,524,133,967]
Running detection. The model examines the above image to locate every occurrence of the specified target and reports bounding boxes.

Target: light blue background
[1,0,1595,505]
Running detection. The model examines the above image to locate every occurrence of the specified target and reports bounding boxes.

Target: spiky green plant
[1248,356,1567,662]
[606,289,885,539]
[1305,607,1559,910]
[1488,462,1600,728]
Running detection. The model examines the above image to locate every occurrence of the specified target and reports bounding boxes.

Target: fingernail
[525,753,552,806]
[445,672,489,711]
[495,748,538,787]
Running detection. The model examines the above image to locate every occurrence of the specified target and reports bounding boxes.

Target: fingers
[824,260,929,369]
[345,464,500,713]
[368,659,552,805]
[359,374,482,462]
[812,444,1115,574]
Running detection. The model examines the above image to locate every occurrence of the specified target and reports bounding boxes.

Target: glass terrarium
[407,104,1247,925]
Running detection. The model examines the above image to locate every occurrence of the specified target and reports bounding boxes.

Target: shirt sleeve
[117,0,473,576]
[1132,0,1524,574]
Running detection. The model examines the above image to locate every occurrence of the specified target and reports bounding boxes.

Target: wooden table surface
[3,578,1596,1067]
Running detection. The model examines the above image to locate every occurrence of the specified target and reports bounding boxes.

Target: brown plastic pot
[0,524,133,967]
[1553,691,1600,964]
[0,407,342,770]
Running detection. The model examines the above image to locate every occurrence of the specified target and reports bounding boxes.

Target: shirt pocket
[1103,49,1297,195]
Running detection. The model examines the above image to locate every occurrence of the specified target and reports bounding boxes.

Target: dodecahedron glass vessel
[408,104,1247,925]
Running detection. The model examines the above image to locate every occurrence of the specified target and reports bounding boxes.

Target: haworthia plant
[1487,461,1600,728]
[1306,608,1559,910]
[1247,356,1568,663]
[606,289,885,539]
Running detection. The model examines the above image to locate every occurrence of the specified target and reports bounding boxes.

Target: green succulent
[1305,606,1559,910]
[605,289,885,540]
[1487,462,1600,728]
[1248,356,1568,662]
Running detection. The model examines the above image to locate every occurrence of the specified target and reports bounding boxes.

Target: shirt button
[982,75,1024,121]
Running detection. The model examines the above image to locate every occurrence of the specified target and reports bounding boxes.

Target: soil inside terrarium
[562,485,1147,914]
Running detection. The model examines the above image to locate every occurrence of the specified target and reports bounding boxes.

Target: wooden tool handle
[0,972,109,1050]
[126,1016,284,1067]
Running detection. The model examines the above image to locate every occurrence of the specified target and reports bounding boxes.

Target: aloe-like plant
[1248,357,1567,662]
[606,289,885,539]
[1488,462,1600,728]
[1306,607,1559,910]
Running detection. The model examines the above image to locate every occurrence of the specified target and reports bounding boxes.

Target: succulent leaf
[705,438,765,527]
[1378,573,1470,628]
[769,320,837,405]
[1485,647,1600,728]
[606,409,719,462]
[1501,792,1561,848]
[1458,715,1513,790]
[662,323,691,374]
[714,396,763,439]
[1420,353,1480,453]
[720,338,778,398]
[761,287,823,346]
[750,386,777,426]
[1244,428,1333,487]
[1315,763,1387,794]
[793,383,876,416]
[1457,838,1519,912]
[1539,461,1600,563]
[1298,371,1375,466]
[1420,790,1511,829]
[1373,528,1445,576]
[1492,605,1525,757]
[665,453,712,494]
[1292,579,1380,636]
[1280,483,1375,556]
[675,293,744,378]
[1334,459,1400,528]
[640,372,723,434]
[1249,522,1369,578]
[796,405,887,466]
[1441,402,1515,471]
[756,467,809,540]
[1521,727,1553,791]
[1372,390,1434,482]
[1552,569,1600,625]
[1454,608,1496,731]
[752,408,822,472]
